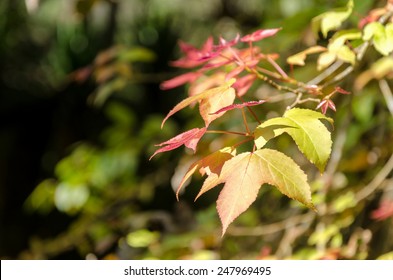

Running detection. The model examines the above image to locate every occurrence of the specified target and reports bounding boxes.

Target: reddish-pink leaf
[233,74,256,97]
[149,127,206,160]
[317,99,336,114]
[161,79,236,128]
[217,34,240,49]
[176,147,236,200]
[226,65,245,80]
[371,200,393,221]
[241,28,281,43]
[210,100,266,115]
[160,72,201,90]
[335,86,351,95]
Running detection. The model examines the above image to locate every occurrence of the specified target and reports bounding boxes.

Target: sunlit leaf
[199,84,236,126]
[254,108,333,172]
[363,22,393,56]
[214,149,314,235]
[161,79,236,128]
[317,51,337,71]
[287,46,326,66]
[328,29,362,52]
[312,0,354,38]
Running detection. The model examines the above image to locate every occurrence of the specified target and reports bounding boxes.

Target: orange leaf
[199,85,236,126]
[161,79,236,128]
[212,149,314,235]
[176,147,236,200]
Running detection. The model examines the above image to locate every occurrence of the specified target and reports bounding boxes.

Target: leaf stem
[267,56,288,79]
[206,130,247,136]
[241,108,251,135]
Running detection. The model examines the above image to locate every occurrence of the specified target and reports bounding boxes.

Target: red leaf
[317,99,336,114]
[160,72,201,90]
[335,86,351,95]
[371,200,393,221]
[149,127,206,160]
[241,28,281,43]
[210,100,266,115]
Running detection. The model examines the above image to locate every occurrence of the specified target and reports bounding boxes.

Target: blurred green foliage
[1,0,393,260]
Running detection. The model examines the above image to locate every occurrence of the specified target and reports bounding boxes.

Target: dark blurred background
[1,0,392,260]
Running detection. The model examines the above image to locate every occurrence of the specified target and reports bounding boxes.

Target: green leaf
[363,22,393,56]
[317,29,361,70]
[215,149,314,235]
[286,46,326,66]
[328,29,362,52]
[254,108,333,172]
[312,0,354,38]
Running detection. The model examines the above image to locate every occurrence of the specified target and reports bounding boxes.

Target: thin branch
[307,60,344,86]
[267,56,288,79]
[227,212,315,236]
[206,130,247,136]
[323,65,354,87]
[241,108,251,134]
[355,152,393,203]
[236,94,262,124]
[379,79,393,117]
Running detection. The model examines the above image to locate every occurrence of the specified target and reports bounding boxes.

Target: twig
[379,79,393,117]
[227,212,315,236]
[307,60,344,86]
[355,152,393,203]
[206,130,247,136]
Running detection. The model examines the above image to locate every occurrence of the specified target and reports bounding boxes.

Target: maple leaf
[255,108,333,172]
[161,78,236,128]
[208,149,314,235]
[210,100,266,115]
[150,127,206,160]
[176,147,236,200]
